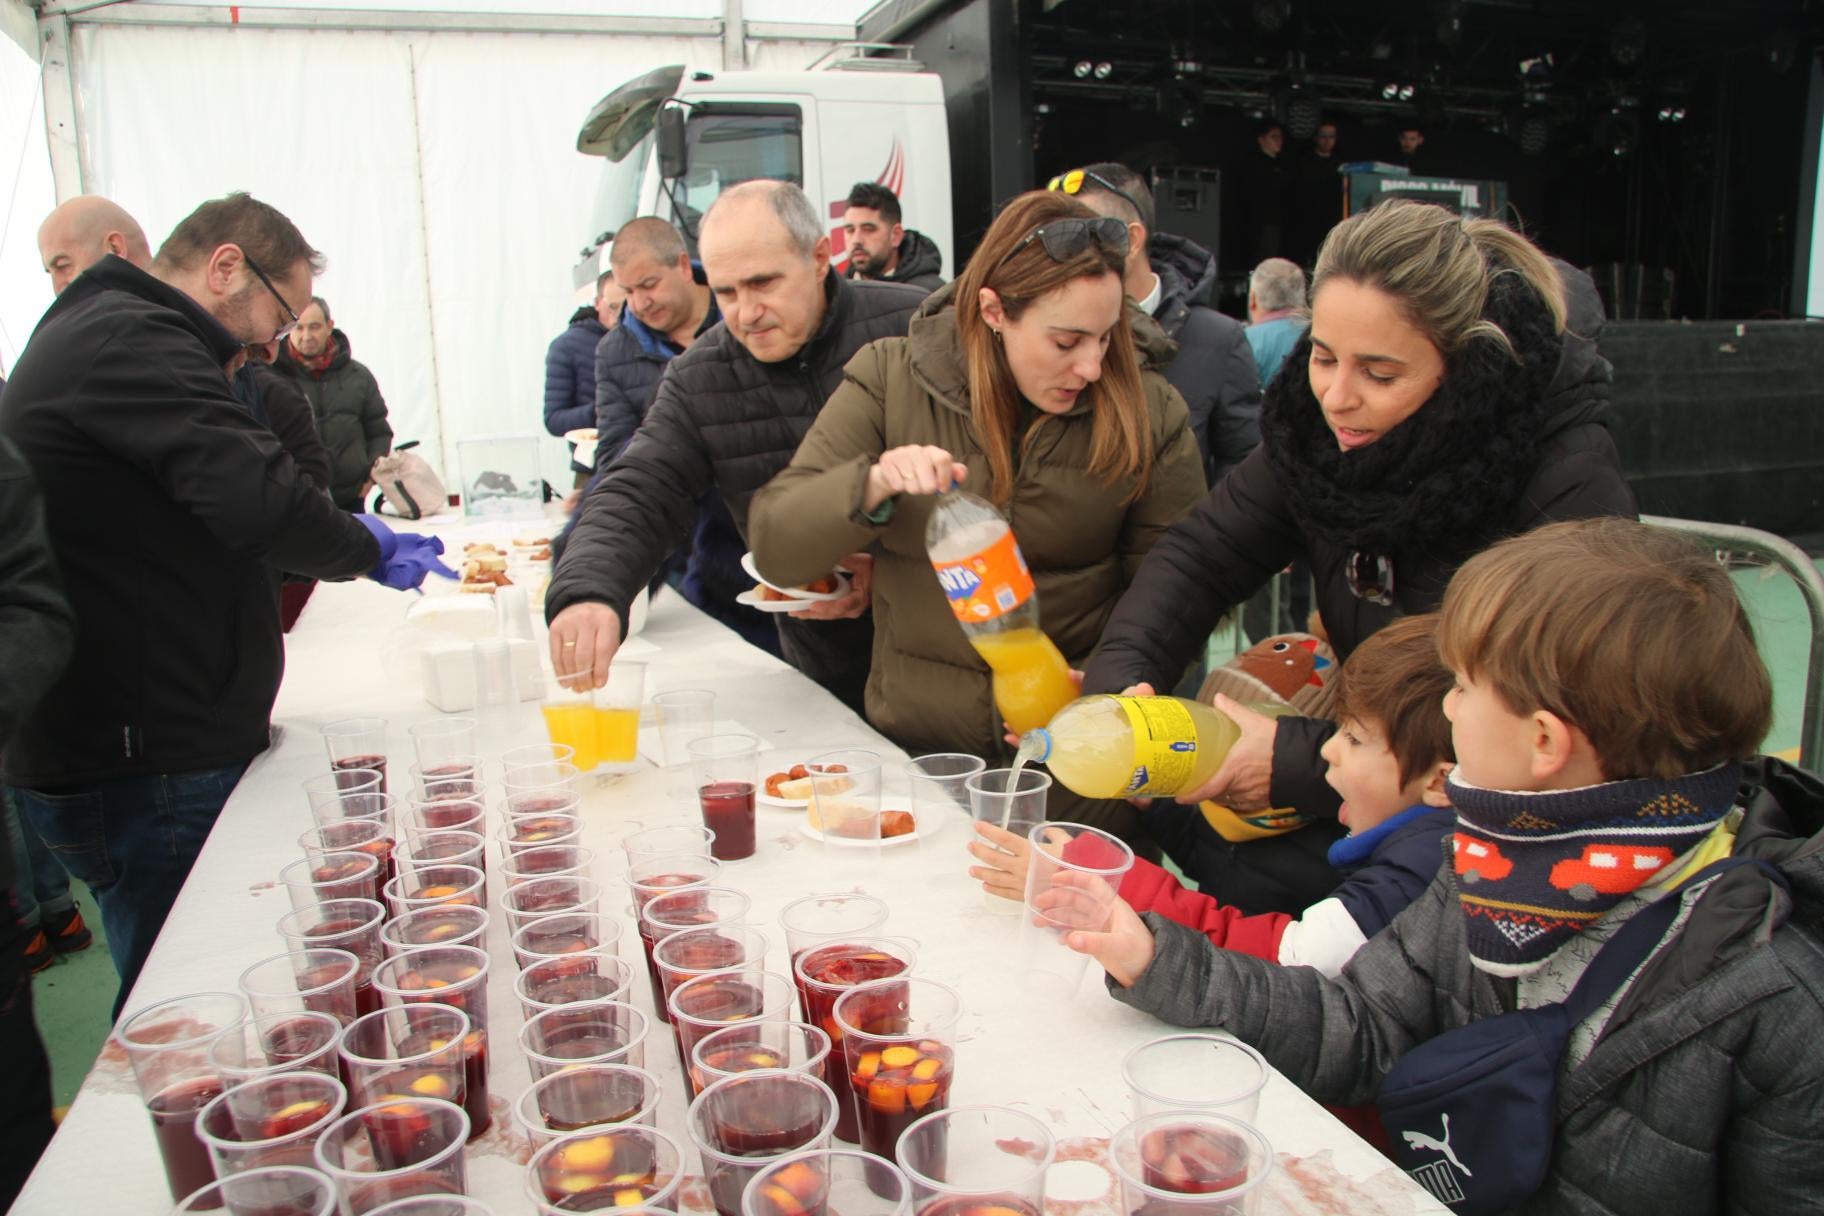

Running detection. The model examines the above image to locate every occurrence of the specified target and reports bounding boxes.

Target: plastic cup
[743,1147,912,1216]
[502,742,575,771]
[688,1070,840,1216]
[370,947,492,1136]
[275,900,387,986]
[642,887,752,955]
[305,769,381,818]
[966,769,1052,914]
[626,854,722,1022]
[323,718,391,795]
[170,1165,337,1215]
[832,978,960,1161]
[520,1000,650,1081]
[502,875,602,934]
[409,717,478,769]
[897,1107,1054,1215]
[515,1063,663,1146]
[498,813,584,857]
[525,1124,682,1213]
[501,844,593,887]
[282,853,383,912]
[210,1010,344,1088]
[1121,1033,1270,1123]
[380,905,490,958]
[197,1071,347,1179]
[689,735,760,862]
[653,925,771,1025]
[399,829,487,877]
[338,1004,470,1115]
[1109,1112,1274,1216]
[240,948,364,1026]
[408,759,483,804]
[622,825,715,865]
[515,953,637,1019]
[312,1097,469,1215]
[594,660,647,769]
[905,754,987,834]
[669,970,796,1098]
[654,689,717,768]
[792,937,917,1144]
[403,798,486,836]
[301,819,397,892]
[778,893,890,962]
[504,759,583,800]
[806,749,883,857]
[511,911,625,970]
[383,865,487,921]
[116,990,247,1203]
[363,1198,496,1216]
[1019,821,1135,992]
[504,789,584,820]
[690,1020,832,1095]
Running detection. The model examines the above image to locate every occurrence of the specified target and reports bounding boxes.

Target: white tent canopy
[0,0,875,491]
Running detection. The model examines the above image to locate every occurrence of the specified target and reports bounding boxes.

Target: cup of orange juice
[594,661,646,771]
[541,680,602,772]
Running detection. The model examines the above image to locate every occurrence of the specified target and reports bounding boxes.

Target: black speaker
[1150,166,1222,296]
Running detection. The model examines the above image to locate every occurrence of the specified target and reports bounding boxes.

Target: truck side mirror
[656,105,687,179]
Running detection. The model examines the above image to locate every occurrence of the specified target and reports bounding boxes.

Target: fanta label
[931,529,1034,623]
[1114,696,1199,796]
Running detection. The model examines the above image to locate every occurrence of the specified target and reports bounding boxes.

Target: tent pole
[722,0,746,69]
[36,13,84,199]
[406,45,448,482]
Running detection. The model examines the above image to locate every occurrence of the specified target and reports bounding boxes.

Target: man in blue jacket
[545,271,623,485]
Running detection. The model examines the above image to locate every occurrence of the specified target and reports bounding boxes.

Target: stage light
[1093,61,1112,79]
[1610,19,1646,69]
[1398,84,1416,102]
[1381,82,1400,100]
[1073,60,1092,78]
[1253,0,1292,33]
[1274,83,1323,139]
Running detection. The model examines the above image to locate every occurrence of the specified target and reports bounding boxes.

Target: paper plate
[798,813,932,849]
[739,552,849,603]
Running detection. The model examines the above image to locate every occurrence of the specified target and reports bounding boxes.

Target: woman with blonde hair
[1083,199,1636,913]
[749,190,1206,842]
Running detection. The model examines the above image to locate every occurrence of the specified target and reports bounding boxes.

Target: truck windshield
[667,109,803,236]
[587,130,653,248]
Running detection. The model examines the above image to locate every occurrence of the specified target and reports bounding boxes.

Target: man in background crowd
[37,195,153,295]
[1244,257,1310,389]
[545,271,622,486]
[277,296,392,510]
[548,181,926,711]
[841,182,945,292]
[1066,162,1262,486]
[586,218,770,653]
[1240,120,1289,264]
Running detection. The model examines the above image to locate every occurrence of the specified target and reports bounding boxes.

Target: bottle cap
[1027,728,1054,763]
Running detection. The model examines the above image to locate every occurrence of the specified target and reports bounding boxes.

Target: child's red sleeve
[1116,858,1293,961]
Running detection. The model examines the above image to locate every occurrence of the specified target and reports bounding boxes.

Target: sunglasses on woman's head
[1010,216,1131,263]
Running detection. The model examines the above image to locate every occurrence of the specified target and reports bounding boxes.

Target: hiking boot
[22,929,53,974]
[42,905,93,954]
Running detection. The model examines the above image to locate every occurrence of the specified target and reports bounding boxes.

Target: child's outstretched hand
[1037,870,1156,987]
[968,821,1071,901]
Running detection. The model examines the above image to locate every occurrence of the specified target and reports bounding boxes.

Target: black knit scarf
[1260,273,1563,559]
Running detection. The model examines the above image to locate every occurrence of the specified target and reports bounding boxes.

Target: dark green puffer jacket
[277,328,392,509]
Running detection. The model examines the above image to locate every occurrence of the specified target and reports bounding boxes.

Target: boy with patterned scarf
[1060,518,1824,1213]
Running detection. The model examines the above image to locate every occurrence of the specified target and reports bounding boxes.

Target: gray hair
[610,216,687,269]
[1250,258,1307,313]
[702,180,822,258]
[308,295,332,324]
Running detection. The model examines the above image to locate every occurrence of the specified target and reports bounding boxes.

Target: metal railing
[1642,516,1824,771]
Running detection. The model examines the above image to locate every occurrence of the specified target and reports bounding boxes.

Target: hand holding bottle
[1174,693,1279,810]
[865,445,969,511]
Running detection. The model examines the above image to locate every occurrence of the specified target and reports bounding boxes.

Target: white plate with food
[739,553,850,603]
[758,763,818,808]
[799,807,927,849]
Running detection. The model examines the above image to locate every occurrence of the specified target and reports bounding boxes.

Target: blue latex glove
[355,514,458,591]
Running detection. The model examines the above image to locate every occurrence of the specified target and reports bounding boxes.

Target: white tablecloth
[13,519,1441,1216]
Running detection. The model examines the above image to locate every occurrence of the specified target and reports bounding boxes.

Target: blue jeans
[2,788,74,929]
[14,763,249,1019]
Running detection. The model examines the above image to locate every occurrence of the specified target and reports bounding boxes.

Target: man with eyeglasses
[276,295,392,511]
[1051,163,1262,487]
[0,191,452,1017]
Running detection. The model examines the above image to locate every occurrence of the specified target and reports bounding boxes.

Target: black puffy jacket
[1148,233,1262,485]
[548,268,925,712]
[845,229,945,293]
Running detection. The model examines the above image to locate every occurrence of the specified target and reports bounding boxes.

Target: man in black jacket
[0,192,448,1015]
[841,182,945,293]
[0,435,71,1209]
[548,181,925,711]
[1064,163,1262,485]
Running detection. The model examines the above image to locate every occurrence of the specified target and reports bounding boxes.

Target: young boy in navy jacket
[970,614,1455,978]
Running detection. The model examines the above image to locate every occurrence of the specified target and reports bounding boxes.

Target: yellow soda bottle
[927,489,1077,733]
[1018,695,1243,799]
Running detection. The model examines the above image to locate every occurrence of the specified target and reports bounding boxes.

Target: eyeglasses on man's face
[243,254,301,342]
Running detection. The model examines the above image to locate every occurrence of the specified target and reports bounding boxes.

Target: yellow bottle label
[1113,696,1200,796]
